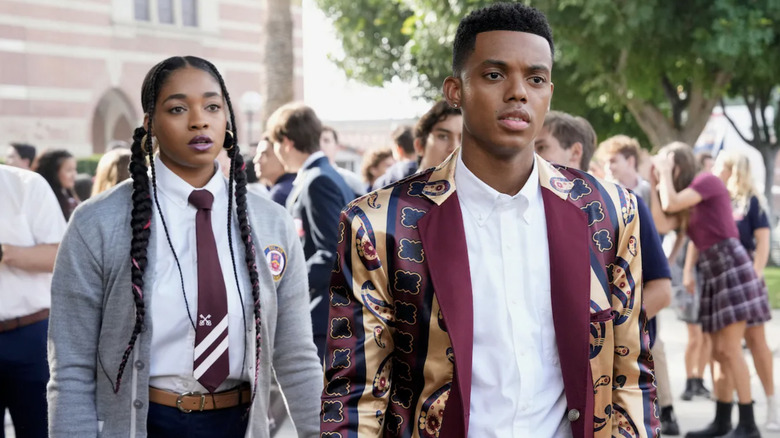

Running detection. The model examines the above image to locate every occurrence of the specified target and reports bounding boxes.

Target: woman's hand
[652,152,674,176]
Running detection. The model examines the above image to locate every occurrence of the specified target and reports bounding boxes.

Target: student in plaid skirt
[652,142,768,438]
[713,150,779,431]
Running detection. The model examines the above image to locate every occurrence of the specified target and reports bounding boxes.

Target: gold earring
[140,134,151,154]
[223,130,235,151]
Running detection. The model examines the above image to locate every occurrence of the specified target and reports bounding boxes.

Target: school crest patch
[264,245,287,281]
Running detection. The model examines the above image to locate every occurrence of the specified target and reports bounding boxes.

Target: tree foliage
[315,0,778,149]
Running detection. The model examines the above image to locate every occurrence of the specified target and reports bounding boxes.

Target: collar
[294,151,326,185]
[454,151,539,227]
[301,151,325,171]
[153,154,227,208]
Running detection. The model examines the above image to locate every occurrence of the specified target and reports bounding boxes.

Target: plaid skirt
[696,238,771,333]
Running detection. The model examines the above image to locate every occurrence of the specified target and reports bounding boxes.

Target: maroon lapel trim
[417,192,472,437]
[542,188,594,438]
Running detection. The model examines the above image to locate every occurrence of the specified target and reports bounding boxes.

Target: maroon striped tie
[189,189,229,393]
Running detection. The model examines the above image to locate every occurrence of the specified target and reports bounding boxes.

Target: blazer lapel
[417,150,472,436]
[540,161,593,438]
[417,194,472,437]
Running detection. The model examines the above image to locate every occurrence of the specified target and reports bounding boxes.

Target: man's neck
[620,172,640,190]
[460,142,534,196]
[284,151,310,173]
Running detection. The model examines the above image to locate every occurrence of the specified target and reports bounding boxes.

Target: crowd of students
[1,2,776,438]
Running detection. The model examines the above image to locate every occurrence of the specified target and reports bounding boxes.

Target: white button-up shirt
[148,155,249,393]
[455,153,571,438]
[0,166,67,320]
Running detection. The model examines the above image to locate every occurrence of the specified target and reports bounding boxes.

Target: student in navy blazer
[266,102,355,360]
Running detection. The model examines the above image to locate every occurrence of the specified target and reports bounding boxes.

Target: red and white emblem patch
[264,244,287,281]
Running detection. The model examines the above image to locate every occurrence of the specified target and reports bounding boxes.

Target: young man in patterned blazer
[321,3,659,437]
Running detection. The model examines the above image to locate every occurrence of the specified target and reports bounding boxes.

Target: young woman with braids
[651,142,769,438]
[47,56,322,438]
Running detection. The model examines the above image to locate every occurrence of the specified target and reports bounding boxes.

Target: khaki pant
[652,335,673,407]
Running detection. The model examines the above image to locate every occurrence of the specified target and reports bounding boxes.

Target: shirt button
[133,399,143,409]
[567,409,580,421]
[134,360,144,370]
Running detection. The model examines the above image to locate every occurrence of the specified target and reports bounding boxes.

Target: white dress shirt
[148,155,249,393]
[0,165,67,320]
[455,153,571,438]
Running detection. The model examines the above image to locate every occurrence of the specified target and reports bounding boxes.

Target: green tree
[315,0,777,150]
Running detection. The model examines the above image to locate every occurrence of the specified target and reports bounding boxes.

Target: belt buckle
[176,391,205,413]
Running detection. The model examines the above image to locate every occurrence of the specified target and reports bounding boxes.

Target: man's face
[445,31,553,158]
[421,114,463,167]
[5,147,29,169]
[253,140,284,185]
[320,130,338,162]
[606,152,634,183]
[535,127,576,168]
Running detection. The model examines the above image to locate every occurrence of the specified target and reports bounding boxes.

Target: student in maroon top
[652,142,769,438]
[714,150,778,431]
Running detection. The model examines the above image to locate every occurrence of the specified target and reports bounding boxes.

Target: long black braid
[113,57,263,402]
[114,125,154,393]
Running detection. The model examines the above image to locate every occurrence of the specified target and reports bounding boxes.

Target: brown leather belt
[0,309,49,333]
[149,385,251,413]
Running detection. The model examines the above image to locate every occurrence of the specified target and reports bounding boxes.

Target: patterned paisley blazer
[321,150,659,438]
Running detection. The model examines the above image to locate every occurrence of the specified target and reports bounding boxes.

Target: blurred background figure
[91,148,131,197]
[601,134,651,201]
[372,125,416,190]
[73,174,94,202]
[534,110,595,170]
[697,151,714,174]
[1,164,67,438]
[653,142,768,438]
[414,100,462,172]
[5,143,36,170]
[713,149,779,431]
[253,137,295,206]
[320,126,366,197]
[360,147,394,193]
[34,149,80,221]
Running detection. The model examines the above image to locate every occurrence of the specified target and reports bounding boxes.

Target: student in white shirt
[47,56,321,438]
[0,164,66,438]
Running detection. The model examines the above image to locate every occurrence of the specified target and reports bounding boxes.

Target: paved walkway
[8,308,780,437]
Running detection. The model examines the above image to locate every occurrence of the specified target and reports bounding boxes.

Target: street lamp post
[239,91,263,147]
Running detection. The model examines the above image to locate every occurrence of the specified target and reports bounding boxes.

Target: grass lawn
[764,266,780,308]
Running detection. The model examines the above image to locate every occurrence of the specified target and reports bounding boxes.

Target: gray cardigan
[47,180,322,437]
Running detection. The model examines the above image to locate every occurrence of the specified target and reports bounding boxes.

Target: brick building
[0,0,303,156]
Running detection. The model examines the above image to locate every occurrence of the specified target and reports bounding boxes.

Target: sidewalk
[9,309,779,437]
[659,307,780,436]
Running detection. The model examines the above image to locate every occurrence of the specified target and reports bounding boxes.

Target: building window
[182,0,198,27]
[158,0,174,24]
[134,0,150,21]
[133,0,199,27]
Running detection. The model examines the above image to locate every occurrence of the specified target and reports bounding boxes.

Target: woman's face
[712,158,731,183]
[150,66,227,187]
[58,157,77,190]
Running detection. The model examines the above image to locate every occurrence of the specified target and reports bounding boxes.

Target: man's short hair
[452,3,554,76]
[415,101,461,146]
[10,143,36,163]
[392,126,415,156]
[543,111,596,169]
[322,126,338,144]
[266,102,322,154]
[600,135,641,170]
